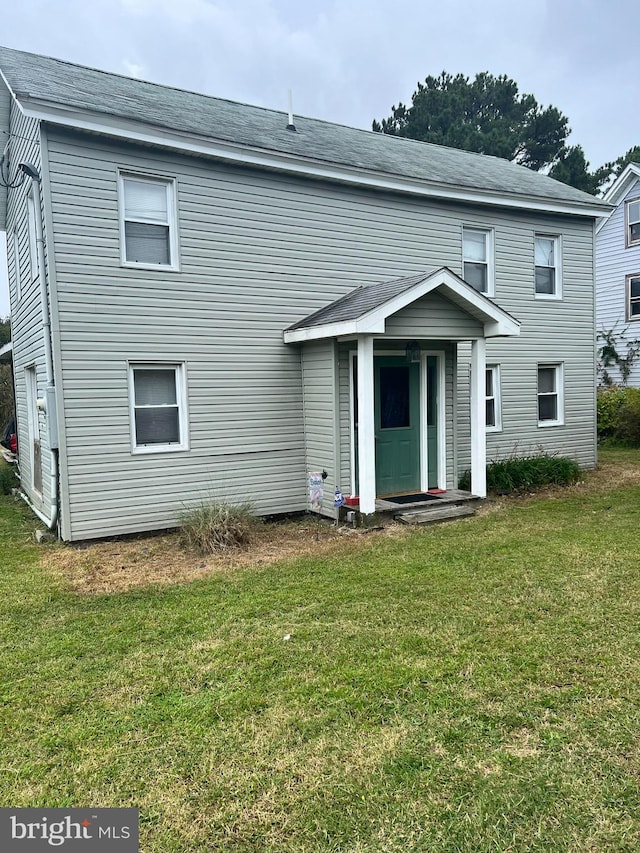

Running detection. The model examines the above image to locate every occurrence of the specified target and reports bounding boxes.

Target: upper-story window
[627,274,640,321]
[463,227,494,295]
[119,173,178,269]
[626,199,640,248]
[535,235,561,299]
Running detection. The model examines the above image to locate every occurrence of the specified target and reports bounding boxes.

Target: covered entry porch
[285,268,520,515]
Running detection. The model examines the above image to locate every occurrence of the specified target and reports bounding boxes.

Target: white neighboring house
[596,163,640,385]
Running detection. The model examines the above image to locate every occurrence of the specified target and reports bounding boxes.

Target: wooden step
[395,504,476,525]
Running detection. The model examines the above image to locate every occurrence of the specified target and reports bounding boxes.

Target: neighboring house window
[120,174,178,268]
[463,227,493,295]
[627,274,640,320]
[486,365,501,431]
[129,363,188,452]
[535,235,561,298]
[12,229,22,302]
[26,188,38,281]
[537,364,563,426]
[626,199,640,248]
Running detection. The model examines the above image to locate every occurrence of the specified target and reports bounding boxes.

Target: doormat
[387,493,441,504]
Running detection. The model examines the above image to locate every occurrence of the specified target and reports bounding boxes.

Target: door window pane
[380,366,410,429]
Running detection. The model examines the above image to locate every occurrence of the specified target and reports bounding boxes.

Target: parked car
[1,417,17,464]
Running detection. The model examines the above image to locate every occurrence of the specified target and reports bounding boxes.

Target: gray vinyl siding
[301,340,337,516]
[385,293,483,339]
[595,178,640,386]
[45,127,598,538]
[5,105,52,515]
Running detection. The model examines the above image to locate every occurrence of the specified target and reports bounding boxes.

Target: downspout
[19,162,59,532]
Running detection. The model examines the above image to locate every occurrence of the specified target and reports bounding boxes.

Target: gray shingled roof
[286,268,516,331]
[0,45,607,211]
[287,272,431,331]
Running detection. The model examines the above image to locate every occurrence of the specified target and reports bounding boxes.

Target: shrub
[597,385,640,446]
[458,453,582,494]
[179,500,258,554]
[0,461,16,495]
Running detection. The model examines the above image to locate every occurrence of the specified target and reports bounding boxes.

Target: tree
[549,145,609,195]
[372,71,570,172]
[0,317,10,347]
[591,146,640,194]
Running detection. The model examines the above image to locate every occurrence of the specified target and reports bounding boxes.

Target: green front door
[374,357,420,495]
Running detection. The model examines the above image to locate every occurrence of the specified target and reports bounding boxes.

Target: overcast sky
[1,0,638,317]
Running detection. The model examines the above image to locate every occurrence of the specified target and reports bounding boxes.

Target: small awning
[284,267,520,343]
[0,341,12,363]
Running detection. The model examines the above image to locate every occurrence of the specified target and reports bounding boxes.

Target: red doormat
[427,489,446,494]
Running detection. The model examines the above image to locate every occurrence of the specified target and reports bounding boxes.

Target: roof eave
[284,268,520,343]
[19,96,612,219]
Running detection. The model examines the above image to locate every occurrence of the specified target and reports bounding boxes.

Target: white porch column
[470,337,487,498]
[357,334,376,514]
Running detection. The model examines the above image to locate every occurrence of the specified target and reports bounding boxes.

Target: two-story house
[596,163,640,385]
[0,46,610,541]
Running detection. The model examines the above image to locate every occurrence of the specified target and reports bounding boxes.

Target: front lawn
[1,450,640,851]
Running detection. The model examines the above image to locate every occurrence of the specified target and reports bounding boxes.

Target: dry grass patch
[42,517,406,595]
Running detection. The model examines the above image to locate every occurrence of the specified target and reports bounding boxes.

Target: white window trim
[462,225,495,297]
[626,273,640,322]
[537,363,564,427]
[12,228,22,304]
[486,364,502,433]
[128,362,189,454]
[534,234,562,300]
[625,198,640,249]
[118,171,179,271]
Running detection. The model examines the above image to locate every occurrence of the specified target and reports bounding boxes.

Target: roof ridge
[0,44,519,168]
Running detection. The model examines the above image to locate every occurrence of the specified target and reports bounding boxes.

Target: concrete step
[395,504,476,525]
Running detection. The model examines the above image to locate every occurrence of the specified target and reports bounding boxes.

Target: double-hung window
[120,174,178,268]
[626,199,640,248]
[463,227,493,295]
[535,235,561,298]
[627,274,640,320]
[129,363,188,452]
[537,364,563,426]
[486,365,501,431]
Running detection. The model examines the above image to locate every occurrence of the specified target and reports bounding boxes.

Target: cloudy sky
[1,0,638,316]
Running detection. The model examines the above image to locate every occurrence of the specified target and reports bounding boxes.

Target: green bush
[0,461,16,495]
[179,500,258,554]
[597,385,640,446]
[458,453,582,494]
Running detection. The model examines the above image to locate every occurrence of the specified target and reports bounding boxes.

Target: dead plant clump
[178,500,258,554]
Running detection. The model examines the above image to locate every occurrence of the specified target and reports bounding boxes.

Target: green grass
[2,450,640,851]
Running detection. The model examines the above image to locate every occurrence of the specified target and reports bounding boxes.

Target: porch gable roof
[283,267,520,342]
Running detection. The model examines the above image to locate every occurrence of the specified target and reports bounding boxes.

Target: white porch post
[470,337,487,498]
[357,334,376,514]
